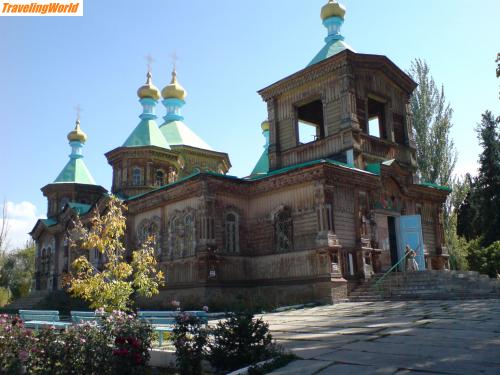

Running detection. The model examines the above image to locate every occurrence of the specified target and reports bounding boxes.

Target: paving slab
[266,359,332,375]
[261,299,500,375]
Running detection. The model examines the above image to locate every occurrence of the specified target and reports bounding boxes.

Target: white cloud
[0,201,43,251]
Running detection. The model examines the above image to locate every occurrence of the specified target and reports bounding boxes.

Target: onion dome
[261,120,270,132]
[320,0,346,20]
[67,119,87,143]
[162,70,187,100]
[137,71,161,100]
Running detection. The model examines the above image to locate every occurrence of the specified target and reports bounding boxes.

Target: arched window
[155,170,165,186]
[46,247,52,274]
[184,215,195,256]
[225,212,239,253]
[171,217,183,259]
[41,248,46,274]
[138,218,161,256]
[132,167,142,186]
[60,197,69,212]
[275,208,293,252]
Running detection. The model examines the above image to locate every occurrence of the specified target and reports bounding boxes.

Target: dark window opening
[297,100,324,144]
[367,98,386,139]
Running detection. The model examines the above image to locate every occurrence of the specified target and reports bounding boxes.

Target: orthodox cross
[145,53,155,73]
[171,51,179,70]
[74,105,82,121]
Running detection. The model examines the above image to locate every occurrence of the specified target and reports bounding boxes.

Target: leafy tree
[67,196,164,312]
[473,111,500,246]
[466,240,500,278]
[445,176,471,270]
[409,59,457,186]
[0,200,10,257]
[0,241,36,301]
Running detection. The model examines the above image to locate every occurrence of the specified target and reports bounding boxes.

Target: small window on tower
[155,170,165,186]
[132,167,142,186]
[367,97,386,139]
[296,99,325,144]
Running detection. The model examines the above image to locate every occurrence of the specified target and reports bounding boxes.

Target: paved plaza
[263,299,500,375]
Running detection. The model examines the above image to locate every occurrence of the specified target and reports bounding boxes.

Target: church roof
[160,120,213,150]
[67,202,92,215]
[308,39,354,67]
[122,119,170,149]
[250,149,269,176]
[54,158,96,185]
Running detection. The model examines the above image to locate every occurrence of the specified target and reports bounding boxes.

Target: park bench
[19,310,71,331]
[137,310,210,346]
[137,311,177,346]
[70,311,102,324]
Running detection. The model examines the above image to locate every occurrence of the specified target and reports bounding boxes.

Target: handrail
[374,244,421,293]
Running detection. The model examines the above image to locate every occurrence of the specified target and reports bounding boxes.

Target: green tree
[67,196,164,312]
[473,111,500,246]
[466,240,500,278]
[0,241,36,301]
[409,59,457,186]
[445,176,471,270]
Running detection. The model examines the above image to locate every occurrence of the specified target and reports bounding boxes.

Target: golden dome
[137,71,161,100]
[67,119,87,143]
[161,70,187,100]
[320,0,346,20]
[261,120,270,132]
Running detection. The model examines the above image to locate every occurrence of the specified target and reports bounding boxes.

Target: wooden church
[31,0,450,308]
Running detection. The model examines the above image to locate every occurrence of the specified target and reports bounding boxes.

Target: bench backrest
[137,311,179,318]
[70,311,101,324]
[19,310,60,322]
[141,317,176,325]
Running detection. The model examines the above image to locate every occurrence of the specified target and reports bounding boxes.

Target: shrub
[207,312,277,373]
[467,240,500,277]
[172,312,208,375]
[0,311,153,375]
[0,314,32,374]
[102,311,153,375]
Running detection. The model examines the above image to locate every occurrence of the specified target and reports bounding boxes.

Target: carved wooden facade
[32,41,449,308]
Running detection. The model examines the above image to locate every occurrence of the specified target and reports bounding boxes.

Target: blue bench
[19,310,71,331]
[137,310,209,346]
[137,311,177,346]
[71,311,102,324]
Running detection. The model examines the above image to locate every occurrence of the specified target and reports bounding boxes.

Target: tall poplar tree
[409,59,457,186]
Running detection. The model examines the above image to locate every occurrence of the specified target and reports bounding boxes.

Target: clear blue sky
[0,0,499,248]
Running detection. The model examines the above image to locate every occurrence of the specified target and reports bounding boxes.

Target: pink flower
[171,300,180,308]
[202,306,209,312]
[18,350,28,362]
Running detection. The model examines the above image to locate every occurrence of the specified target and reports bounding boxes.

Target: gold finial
[137,55,161,100]
[68,109,87,143]
[261,120,270,132]
[162,62,187,100]
[321,0,346,20]
[171,51,179,71]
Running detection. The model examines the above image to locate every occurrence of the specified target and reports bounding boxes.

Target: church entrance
[387,216,399,268]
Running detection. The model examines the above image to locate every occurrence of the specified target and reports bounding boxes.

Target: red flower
[133,352,143,365]
[115,336,126,345]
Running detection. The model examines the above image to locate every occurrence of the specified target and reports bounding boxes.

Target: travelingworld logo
[1,0,83,16]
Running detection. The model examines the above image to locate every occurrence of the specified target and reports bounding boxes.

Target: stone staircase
[348,270,500,302]
[4,291,50,310]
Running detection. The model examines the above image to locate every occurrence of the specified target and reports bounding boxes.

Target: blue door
[396,215,425,271]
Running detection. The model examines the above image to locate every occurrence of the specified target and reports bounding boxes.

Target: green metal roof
[308,40,354,67]
[123,119,170,148]
[42,218,58,227]
[160,120,212,150]
[250,149,269,177]
[418,182,452,192]
[67,202,92,215]
[54,158,96,184]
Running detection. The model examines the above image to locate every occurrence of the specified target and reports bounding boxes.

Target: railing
[373,244,421,294]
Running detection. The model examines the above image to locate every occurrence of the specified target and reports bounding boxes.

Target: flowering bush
[0,314,32,374]
[172,312,208,375]
[102,310,153,374]
[0,311,153,375]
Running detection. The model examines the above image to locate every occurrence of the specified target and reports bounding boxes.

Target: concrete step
[348,270,500,302]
